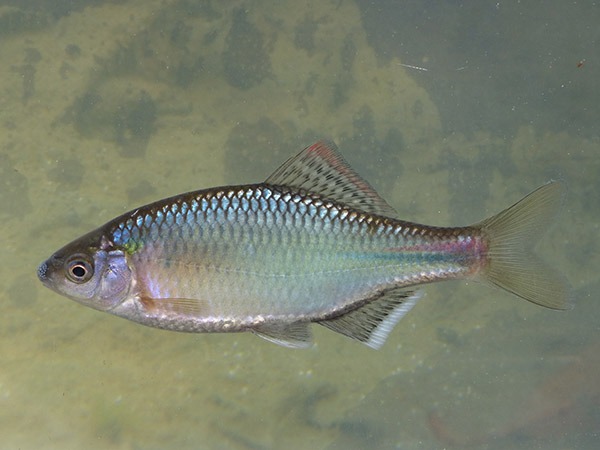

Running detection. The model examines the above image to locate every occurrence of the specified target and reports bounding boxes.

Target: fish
[37,140,572,349]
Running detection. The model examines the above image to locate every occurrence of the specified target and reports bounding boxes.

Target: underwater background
[1,1,598,449]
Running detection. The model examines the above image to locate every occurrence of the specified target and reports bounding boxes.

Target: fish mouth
[37,258,66,295]
[37,251,65,288]
[37,261,51,286]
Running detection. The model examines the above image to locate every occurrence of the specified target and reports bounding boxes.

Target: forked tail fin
[477,182,573,310]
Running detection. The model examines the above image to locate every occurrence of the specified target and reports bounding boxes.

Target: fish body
[37,141,572,348]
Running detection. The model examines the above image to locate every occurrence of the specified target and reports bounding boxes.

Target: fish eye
[65,254,94,284]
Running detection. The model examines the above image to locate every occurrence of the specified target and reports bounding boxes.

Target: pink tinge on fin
[305,141,376,198]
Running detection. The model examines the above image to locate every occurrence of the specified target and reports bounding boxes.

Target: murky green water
[1,1,598,449]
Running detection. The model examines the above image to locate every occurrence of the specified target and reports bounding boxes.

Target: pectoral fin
[318,288,422,349]
[139,296,210,316]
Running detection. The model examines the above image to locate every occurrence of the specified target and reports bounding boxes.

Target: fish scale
[117,187,419,305]
[38,140,572,349]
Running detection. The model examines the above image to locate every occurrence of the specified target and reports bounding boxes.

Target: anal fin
[318,288,422,349]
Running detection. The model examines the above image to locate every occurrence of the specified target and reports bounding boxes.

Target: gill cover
[38,235,133,312]
[84,249,132,311]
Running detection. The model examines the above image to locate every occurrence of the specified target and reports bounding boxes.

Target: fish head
[37,232,133,312]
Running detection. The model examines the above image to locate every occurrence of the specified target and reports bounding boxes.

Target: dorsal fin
[265,140,397,217]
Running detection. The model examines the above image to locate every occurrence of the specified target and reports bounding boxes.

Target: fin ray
[478,181,573,310]
[139,296,209,316]
[266,140,397,217]
[318,288,422,349]
[253,322,313,348]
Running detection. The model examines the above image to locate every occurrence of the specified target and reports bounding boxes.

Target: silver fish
[37,141,572,349]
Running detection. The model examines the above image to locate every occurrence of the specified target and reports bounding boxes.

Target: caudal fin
[478,182,573,310]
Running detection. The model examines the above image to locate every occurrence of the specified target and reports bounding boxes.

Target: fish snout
[37,261,49,284]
